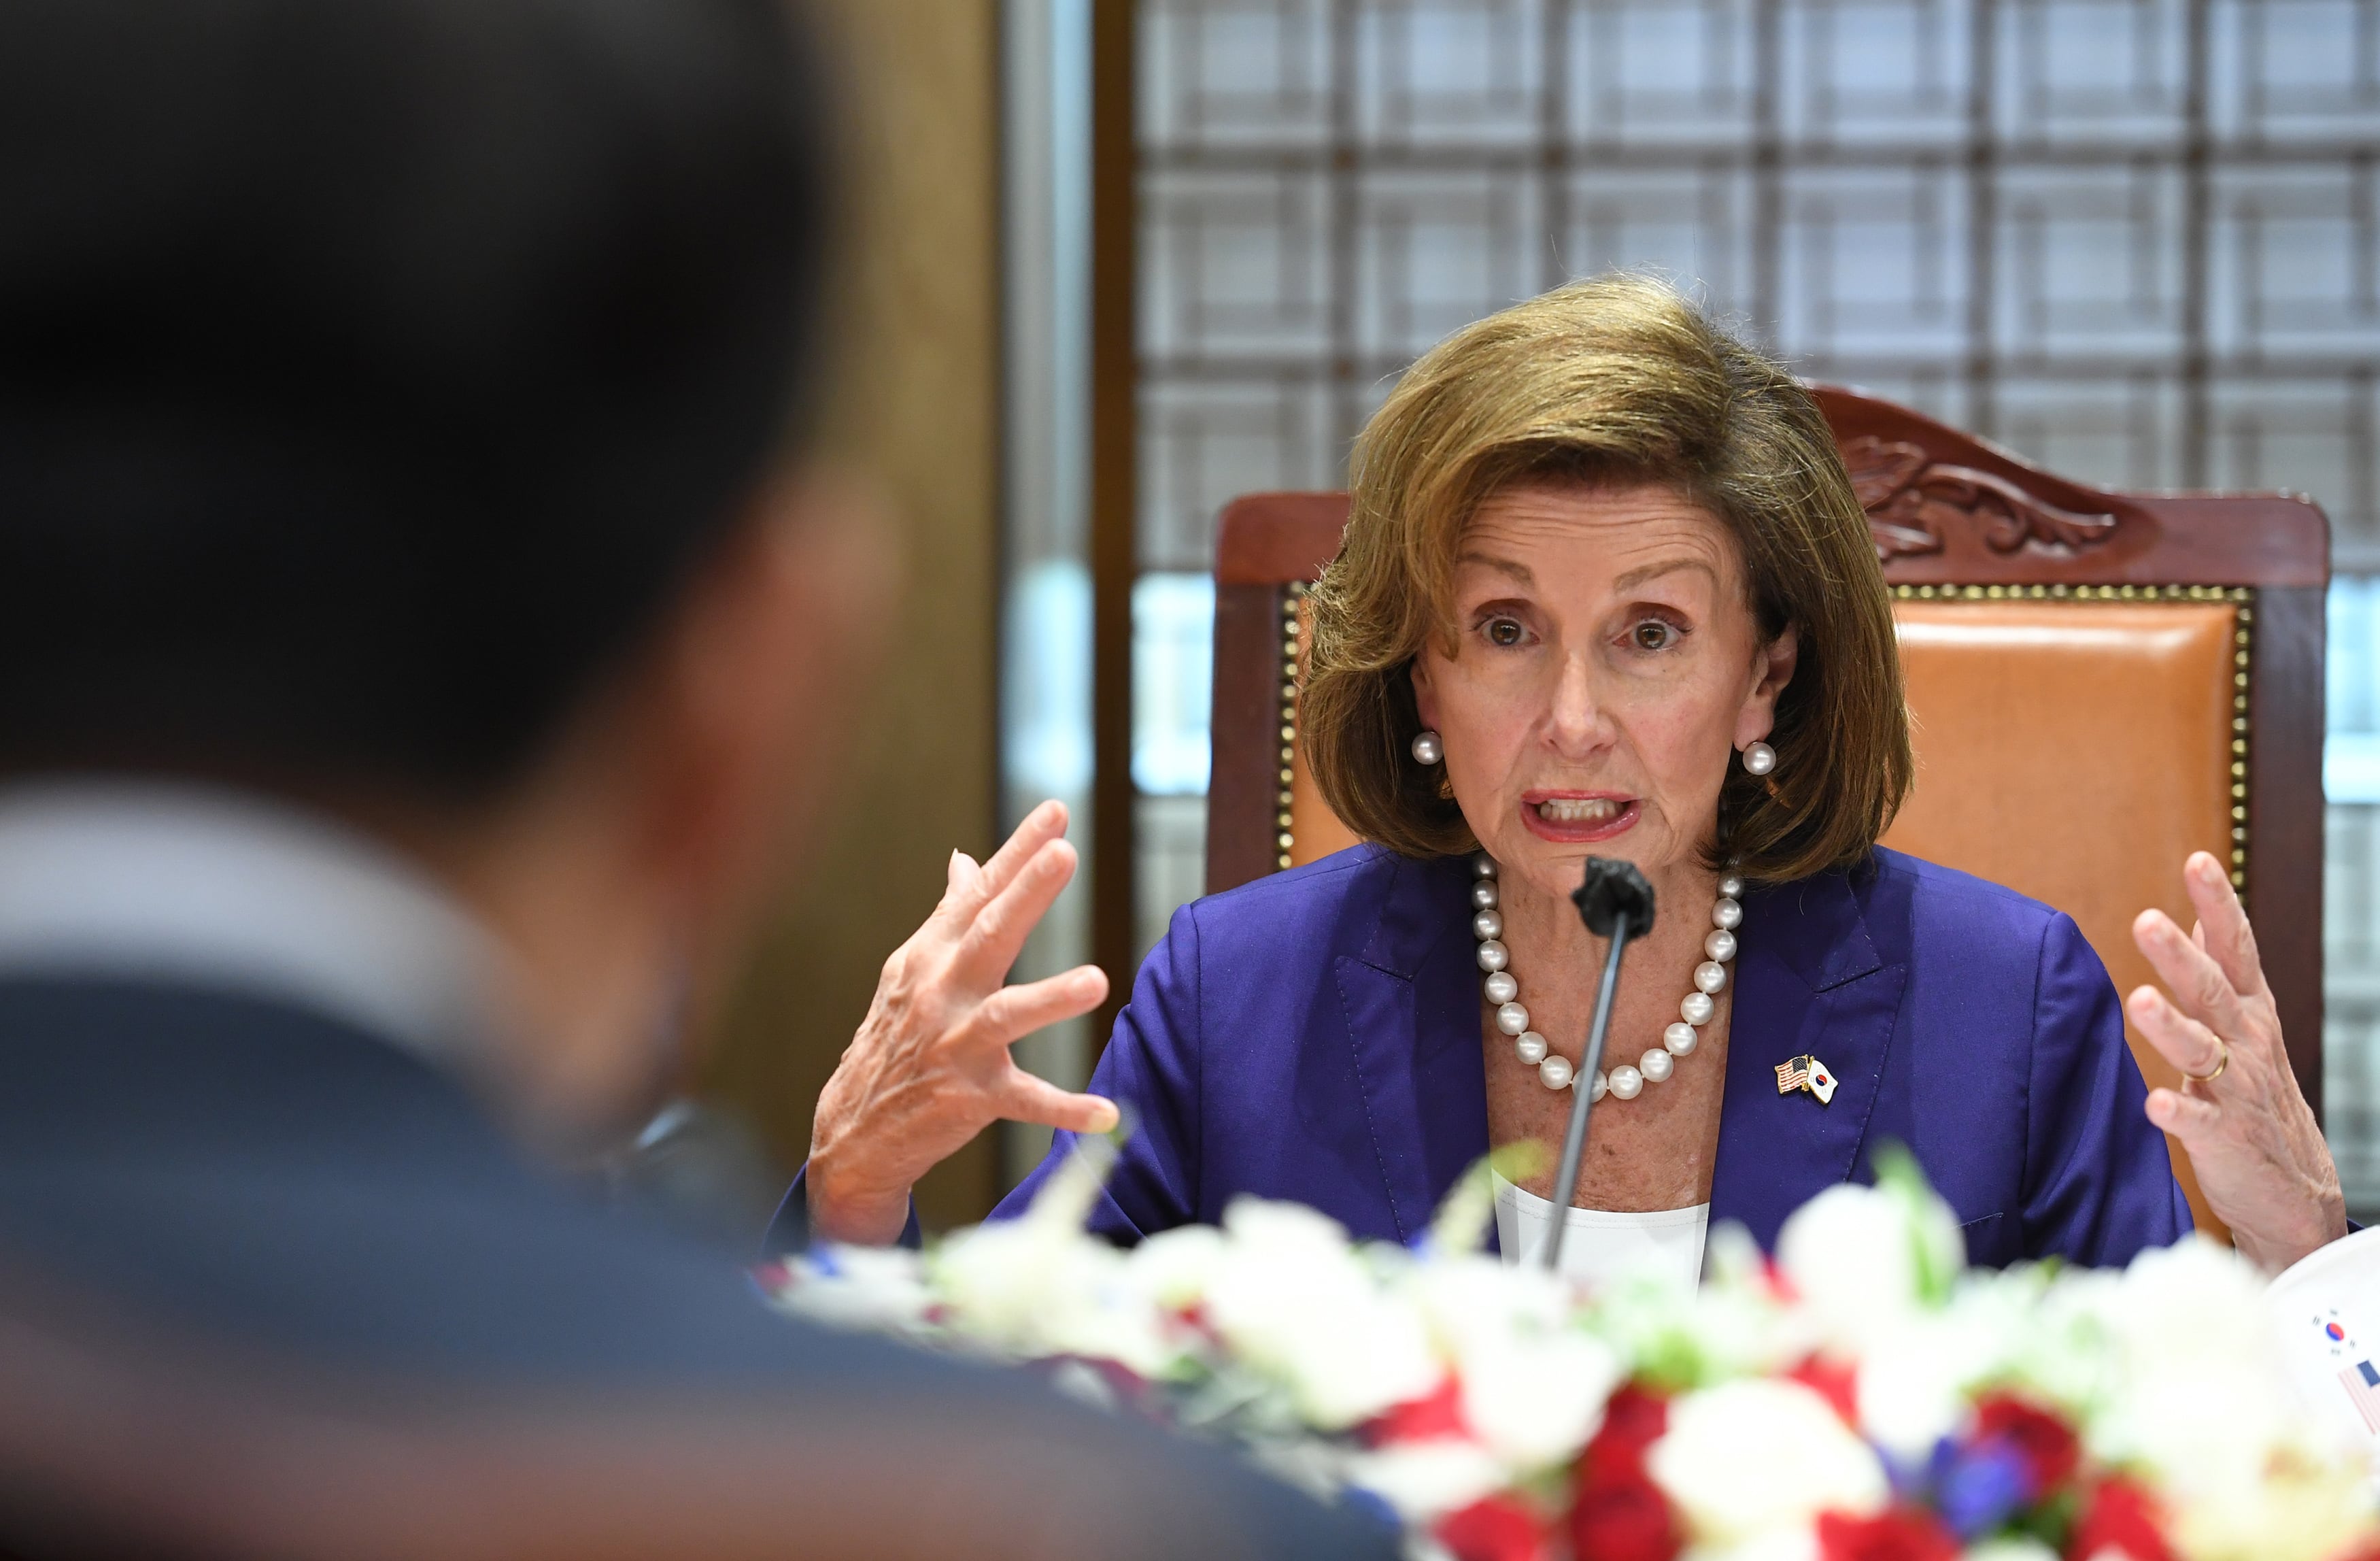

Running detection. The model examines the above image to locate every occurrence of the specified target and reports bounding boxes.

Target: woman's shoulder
[1858,845,2103,976]
[1867,845,2062,915]
[1169,841,1465,975]
[1865,845,2070,925]
[1748,845,2098,992]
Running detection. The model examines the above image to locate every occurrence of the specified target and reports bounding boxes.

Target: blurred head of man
[0,0,879,1128]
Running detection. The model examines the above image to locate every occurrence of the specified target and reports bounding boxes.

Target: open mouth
[1522,793,1639,842]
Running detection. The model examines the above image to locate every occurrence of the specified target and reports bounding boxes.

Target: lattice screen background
[1122,0,2380,1211]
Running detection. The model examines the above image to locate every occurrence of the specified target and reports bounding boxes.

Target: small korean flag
[1806,1059,1837,1105]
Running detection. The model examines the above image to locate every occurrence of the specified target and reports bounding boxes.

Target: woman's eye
[1486,618,1523,647]
[1630,619,1678,652]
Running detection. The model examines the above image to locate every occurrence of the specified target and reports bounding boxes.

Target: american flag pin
[1774,1054,1838,1105]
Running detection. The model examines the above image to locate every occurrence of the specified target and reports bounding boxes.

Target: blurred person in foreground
[0,1,1390,1556]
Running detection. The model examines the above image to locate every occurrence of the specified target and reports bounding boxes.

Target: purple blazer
[992,843,2191,1266]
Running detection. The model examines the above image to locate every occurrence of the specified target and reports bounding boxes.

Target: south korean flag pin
[1774,1054,1839,1105]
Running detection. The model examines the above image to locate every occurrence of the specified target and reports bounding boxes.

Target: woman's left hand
[2126,850,2347,1273]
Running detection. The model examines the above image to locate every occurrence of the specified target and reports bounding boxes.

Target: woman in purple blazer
[796,274,2198,1281]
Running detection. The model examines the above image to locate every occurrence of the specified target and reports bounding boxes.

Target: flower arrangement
[756,1145,2377,1561]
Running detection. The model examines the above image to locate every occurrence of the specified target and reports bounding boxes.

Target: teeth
[1535,797,1619,824]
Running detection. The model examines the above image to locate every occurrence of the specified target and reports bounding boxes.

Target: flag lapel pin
[1774,1054,1838,1105]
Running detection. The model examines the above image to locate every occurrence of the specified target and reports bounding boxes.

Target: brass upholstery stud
[1271,582,1308,875]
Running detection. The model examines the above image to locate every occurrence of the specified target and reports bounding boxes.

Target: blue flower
[1937,1442,2030,1539]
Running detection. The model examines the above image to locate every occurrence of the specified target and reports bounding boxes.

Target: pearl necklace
[1469,852,1742,1099]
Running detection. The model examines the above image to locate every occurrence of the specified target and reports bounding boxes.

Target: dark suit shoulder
[0,980,1398,1559]
[0,980,984,1393]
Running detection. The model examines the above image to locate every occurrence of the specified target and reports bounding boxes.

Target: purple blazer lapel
[1331,852,1489,1244]
[1709,865,1908,1250]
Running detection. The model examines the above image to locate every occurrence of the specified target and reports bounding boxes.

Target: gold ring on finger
[2183,1040,2230,1086]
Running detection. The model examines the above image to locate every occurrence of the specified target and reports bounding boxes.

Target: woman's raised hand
[805,800,1115,1245]
[2126,851,2346,1273]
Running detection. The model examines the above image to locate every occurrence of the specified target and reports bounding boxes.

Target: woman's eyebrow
[1455,550,1533,585]
[1612,557,1717,592]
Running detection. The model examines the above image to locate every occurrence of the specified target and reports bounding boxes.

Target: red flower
[1788,1354,1861,1427]
[1971,1392,2081,1498]
[1569,1476,1679,1561]
[1578,1384,1669,1488]
[1569,1386,1679,1561]
[1435,1495,1553,1561]
[1364,1373,1466,1445]
[2066,1478,2178,1561]
[1815,1507,1960,1561]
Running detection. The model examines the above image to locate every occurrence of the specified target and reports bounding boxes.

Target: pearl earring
[1741,740,1777,777]
[1411,729,1444,766]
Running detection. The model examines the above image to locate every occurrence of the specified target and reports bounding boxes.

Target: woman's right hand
[805,799,1115,1245]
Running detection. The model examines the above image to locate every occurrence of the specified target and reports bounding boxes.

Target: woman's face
[1409,479,1797,907]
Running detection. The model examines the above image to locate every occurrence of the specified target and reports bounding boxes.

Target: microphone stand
[1544,858,1656,1273]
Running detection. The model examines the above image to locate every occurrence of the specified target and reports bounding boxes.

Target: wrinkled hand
[807,801,1115,1245]
[2127,851,2345,1273]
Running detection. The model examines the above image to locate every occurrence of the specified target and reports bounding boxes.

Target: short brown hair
[1301,273,1910,885]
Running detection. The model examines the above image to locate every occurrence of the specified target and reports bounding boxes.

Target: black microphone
[1544,857,1656,1272]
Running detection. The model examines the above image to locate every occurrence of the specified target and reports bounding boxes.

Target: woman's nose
[1545,653,1610,756]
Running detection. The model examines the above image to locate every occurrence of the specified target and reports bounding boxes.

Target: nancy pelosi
[789,274,2208,1285]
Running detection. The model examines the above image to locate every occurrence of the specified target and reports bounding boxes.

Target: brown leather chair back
[1204,389,2330,1237]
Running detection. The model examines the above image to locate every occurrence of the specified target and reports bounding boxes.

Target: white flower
[765,1242,937,1336]
[1339,1440,1510,1522]
[932,1218,1182,1377]
[1683,1526,1818,1561]
[1122,1222,1229,1311]
[1404,1254,1621,1467]
[2003,1262,2124,1417]
[2032,1235,2373,1561]
[1200,1198,1441,1429]
[1648,1379,1887,1546]
[1593,1226,1809,1389]
[2079,1241,2294,1482]
[1454,1328,1617,1468]
[1854,1319,1973,1462]
[1776,1179,1962,1356]
[2165,1448,2373,1561]
[1962,1540,2057,1561]
[1855,1288,2025,1461]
